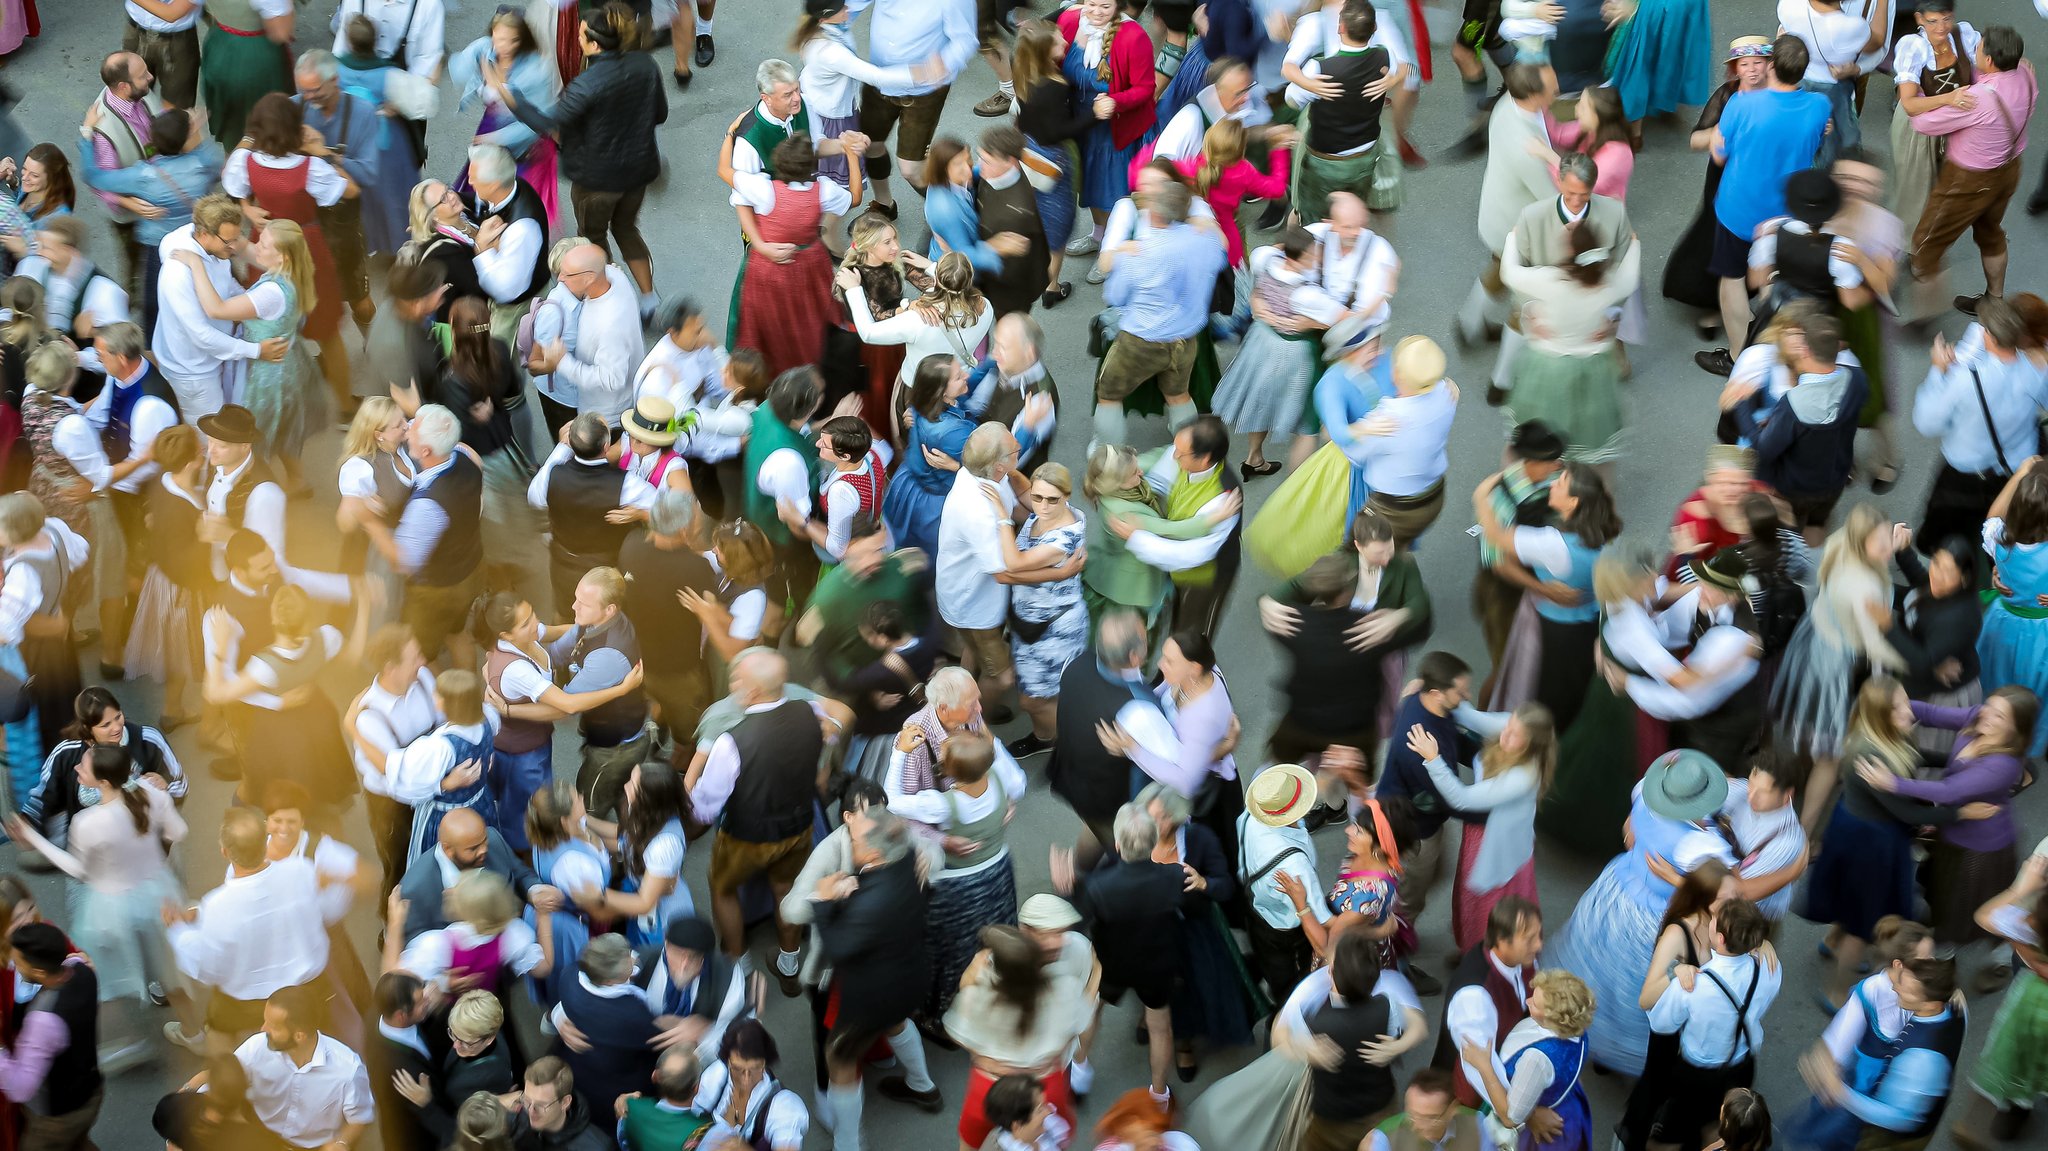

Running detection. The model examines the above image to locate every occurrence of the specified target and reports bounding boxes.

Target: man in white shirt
[198,405,289,579]
[330,0,446,78]
[1777,0,1886,164]
[937,423,1022,720]
[165,808,333,1051]
[1236,762,1332,1004]
[636,298,729,412]
[154,196,287,417]
[1149,56,1274,166]
[235,985,376,1149]
[1439,897,1544,1113]
[1645,898,1782,1147]
[527,244,641,424]
[122,0,203,109]
[1455,62,1560,351]
[347,627,443,887]
[464,144,547,337]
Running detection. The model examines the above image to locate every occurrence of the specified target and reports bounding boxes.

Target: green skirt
[1502,345,1625,464]
[725,247,749,350]
[1536,673,1637,858]
[1123,326,1218,418]
[1842,303,1887,427]
[1973,967,2048,1106]
[199,26,293,148]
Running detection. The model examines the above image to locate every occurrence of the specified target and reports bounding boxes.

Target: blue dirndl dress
[407,725,499,862]
[1602,0,1713,122]
[1977,522,2048,754]
[1501,1024,1592,1151]
[526,837,611,1005]
[619,817,696,950]
[1065,50,1154,211]
[1027,138,1078,251]
[880,406,976,556]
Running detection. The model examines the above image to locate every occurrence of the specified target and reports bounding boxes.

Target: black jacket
[1734,367,1869,499]
[1071,857,1192,992]
[399,831,544,941]
[365,1031,448,1151]
[511,1098,614,1151]
[511,53,667,191]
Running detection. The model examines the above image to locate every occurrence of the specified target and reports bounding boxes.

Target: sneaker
[1065,234,1101,257]
[974,91,1015,117]
[1085,262,1107,285]
[1694,348,1736,377]
[147,981,169,1007]
[1007,732,1055,759]
[1954,293,1986,317]
[1407,966,1444,997]
[163,1022,207,1053]
[1068,1059,1095,1097]
[100,1041,155,1075]
[694,34,716,68]
[877,1076,944,1113]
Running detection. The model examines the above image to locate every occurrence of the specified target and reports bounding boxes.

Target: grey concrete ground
[4,1,2048,1148]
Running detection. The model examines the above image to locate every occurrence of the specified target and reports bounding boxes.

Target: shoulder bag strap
[394,0,421,64]
[1247,842,1309,889]
[1967,368,2015,475]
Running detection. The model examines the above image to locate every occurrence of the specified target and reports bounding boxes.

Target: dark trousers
[1919,462,2010,558]
[123,23,200,109]
[365,792,412,891]
[20,1086,104,1151]
[570,183,651,266]
[1245,914,1315,1006]
[138,245,162,339]
[537,392,578,443]
[1171,567,1235,643]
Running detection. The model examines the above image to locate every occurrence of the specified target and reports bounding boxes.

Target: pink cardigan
[1058,9,1157,150]
[1173,150,1292,267]
[1550,121,1634,201]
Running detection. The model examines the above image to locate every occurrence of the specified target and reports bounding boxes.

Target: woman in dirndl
[1894,534,1983,760]
[335,398,414,630]
[354,669,499,864]
[196,0,294,148]
[452,9,563,230]
[125,426,210,728]
[1602,0,1712,131]
[1013,20,1092,302]
[1293,797,1417,973]
[1497,222,1639,466]
[523,781,612,1005]
[1544,751,1736,1075]
[835,213,934,440]
[1474,464,1619,728]
[1541,547,1664,858]
[1104,630,1242,866]
[577,760,695,950]
[1954,863,2048,1146]
[719,130,860,379]
[880,354,980,555]
[1059,0,1156,255]
[992,463,1089,758]
[1462,970,1597,1151]
[1977,465,2048,754]
[202,583,371,810]
[1890,3,1978,242]
[1615,859,1736,1151]
[1663,37,1773,340]
[16,343,125,677]
[1773,504,1906,831]
[1211,233,1341,478]
[1858,687,2033,971]
[1410,703,1555,954]
[0,492,87,791]
[796,0,911,201]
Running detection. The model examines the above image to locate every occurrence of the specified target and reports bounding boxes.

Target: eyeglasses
[1026,493,1062,504]
[527,1093,564,1113]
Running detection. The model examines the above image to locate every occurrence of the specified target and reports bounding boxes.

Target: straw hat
[1018,894,1081,930]
[1246,763,1320,827]
[620,395,679,446]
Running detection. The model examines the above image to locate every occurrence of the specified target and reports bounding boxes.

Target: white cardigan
[1423,752,1539,893]
[845,285,994,385]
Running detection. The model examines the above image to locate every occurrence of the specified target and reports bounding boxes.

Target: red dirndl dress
[243,155,344,343]
[734,183,837,379]
[1451,822,1542,952]
[556,4,584,83]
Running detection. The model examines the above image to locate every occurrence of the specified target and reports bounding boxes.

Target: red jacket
[1172,151,1292,267]
[1058,9,1157,150]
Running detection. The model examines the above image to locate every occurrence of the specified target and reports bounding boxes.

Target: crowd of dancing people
[2,3,2048,1151]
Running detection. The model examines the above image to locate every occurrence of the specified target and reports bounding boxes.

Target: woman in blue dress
[1977,463,2048,754]
[1463,969,1597,1151]
[522,780,612,1006]
[1543,750,1736,1075]
[578,760,694,951]
[1059,0,1157,255]
[1312,324,1399,526]
[1602,0,1713,133]
[1475,465,1621,729]
[880,353,978,557]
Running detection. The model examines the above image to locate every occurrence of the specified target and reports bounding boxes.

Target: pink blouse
[1171,150,1293,267]
[1550,121,1635,201]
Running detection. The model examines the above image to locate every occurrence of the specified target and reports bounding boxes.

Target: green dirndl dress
[1537,672,1638,858]
[1291,105,1404,223]
[199,21,293,148]
[1502,346,1625,464]
[1973,965,2048,1107]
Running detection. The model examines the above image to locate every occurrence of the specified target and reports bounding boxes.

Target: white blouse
[845,286,993,385]
[222,151,349,207]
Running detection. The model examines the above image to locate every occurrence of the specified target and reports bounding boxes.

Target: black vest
[220,457,276,526]
[465,181,551,302]
[1304,47,1390,156]
[1309,992,1397,1120]
[636,945,739,1022]
[28,961,101,1115]
[1775,226,1837,301]
[100,366,183,464]
[976,172,1050,316]
[1047,660,1150,823]
[217,576,277,652]
[415,454,484,587]
[566,616,647,745]
[546,459,635,566]
[554,975,657,1122]
[720,699,823,843]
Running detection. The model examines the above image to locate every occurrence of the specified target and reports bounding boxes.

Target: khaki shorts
[1097,331,1197,403]
[955,624,1015,686]
[710,829,812,895]
[404,570,483,655]
[858,85,952,164]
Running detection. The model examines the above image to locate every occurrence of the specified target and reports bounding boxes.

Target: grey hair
[863,807,912,866]
[411,404,462,457]
[1096,609,1148,671]
[466,144,518,188]
[95,321,147,360]
[998,312,1044,360]
[756,59,799,93]
[649,488,699,538]
[295,49,341,82]
[926,665,979,710]
[962,422,1010,478]
[1556,151,1599,190]
[1113,801,1160,863]
[579,933,635,984]
[1135,781,1192,828]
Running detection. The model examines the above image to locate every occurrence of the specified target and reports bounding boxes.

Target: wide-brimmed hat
[1688,547,1754,594]
[1323,314,1383,359]
[198,405,259,445]
[620,396,679,446]
[1394,335,1447,390]
[1018,894,1081,930]
[1785,168,1843,226]
[1727,35,1773,61]
[1246,763,1320,827]
[1641,749,1731,821]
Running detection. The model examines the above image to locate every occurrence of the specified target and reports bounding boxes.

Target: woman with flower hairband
[1280,795,1419,974]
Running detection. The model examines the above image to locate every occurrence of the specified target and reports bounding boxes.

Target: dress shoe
[694,35,716,68]
[878,1076,944,1113]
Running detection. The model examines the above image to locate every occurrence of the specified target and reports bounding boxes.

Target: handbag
[1007,605,1058,645]
[1088,307,1121,359]
[516,296,562,364]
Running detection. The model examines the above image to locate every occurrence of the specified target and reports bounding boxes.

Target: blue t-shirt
[1713,88,1832,240]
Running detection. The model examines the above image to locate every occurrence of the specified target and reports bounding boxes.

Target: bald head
[562,244,611,299]
[101,52,151,99]
[439,809,490,868]
[992,312,1043,376]
[731,649,789,704]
